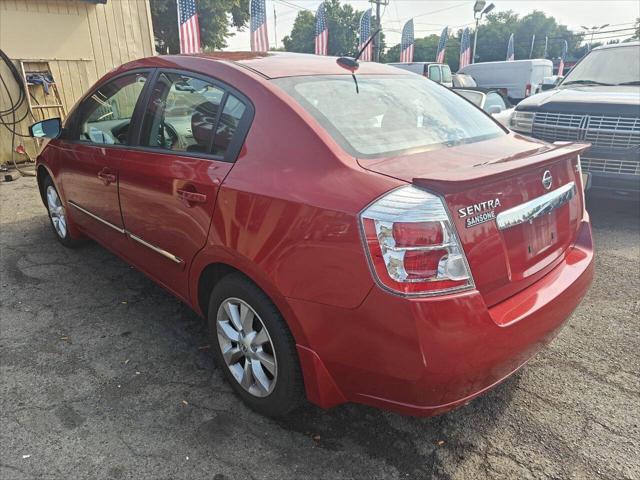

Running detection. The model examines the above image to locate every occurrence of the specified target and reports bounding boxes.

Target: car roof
[124,52,406,79]
[593,41,640,51]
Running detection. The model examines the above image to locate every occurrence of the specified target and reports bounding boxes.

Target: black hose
[0,48,37,176]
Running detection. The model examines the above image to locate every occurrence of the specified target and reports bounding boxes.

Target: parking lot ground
[1,176,639,480]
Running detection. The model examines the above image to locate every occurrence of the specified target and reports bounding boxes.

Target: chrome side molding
[496,182,577,231]
[68,200,125,234]
[128,233,184,265]
[68,200,183,264]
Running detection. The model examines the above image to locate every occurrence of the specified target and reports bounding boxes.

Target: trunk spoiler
[412,142,590,193]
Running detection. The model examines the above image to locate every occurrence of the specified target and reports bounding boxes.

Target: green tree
[150,0,249,53]
[384,10,587,72]
[382,33,460,70]
[282,10,315,53]
[474,10,583,63]
[282,0,383,57]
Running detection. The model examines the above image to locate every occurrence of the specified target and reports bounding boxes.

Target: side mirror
[487,105,502,114]
[541,83,556,91]
[29,118,62,139]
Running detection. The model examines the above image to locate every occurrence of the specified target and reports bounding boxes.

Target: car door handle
[176,189,207,205]
[97,169,116,185]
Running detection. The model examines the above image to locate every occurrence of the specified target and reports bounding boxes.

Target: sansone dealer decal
[458,199,501,228]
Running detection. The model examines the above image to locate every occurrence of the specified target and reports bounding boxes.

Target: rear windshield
[273,75,504,158]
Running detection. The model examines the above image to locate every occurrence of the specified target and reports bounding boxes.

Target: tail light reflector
[525,83,532,96]
[359,186,474,296]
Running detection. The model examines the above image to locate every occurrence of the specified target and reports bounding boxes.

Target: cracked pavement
[1,177,638,480]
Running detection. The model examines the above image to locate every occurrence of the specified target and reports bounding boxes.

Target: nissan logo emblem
[542,170,553,190]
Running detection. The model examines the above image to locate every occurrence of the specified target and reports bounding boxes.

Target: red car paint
[36,53,594,416]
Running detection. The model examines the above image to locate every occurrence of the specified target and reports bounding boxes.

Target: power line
[412,2,469,19]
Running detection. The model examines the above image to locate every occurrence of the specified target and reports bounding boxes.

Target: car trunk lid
[358,134,590,306]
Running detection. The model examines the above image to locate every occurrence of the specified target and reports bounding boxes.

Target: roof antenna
[336,29,380,94]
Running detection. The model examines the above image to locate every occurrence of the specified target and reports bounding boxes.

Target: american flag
[250,0,269,52]
[315,2,328,56]
[358,9,372,61]
[400,19,414,63]
[435,26,448,63]
[459,27,471,70]
[177,0,201,54]
[506,33,515,61]
[558,39,568,76]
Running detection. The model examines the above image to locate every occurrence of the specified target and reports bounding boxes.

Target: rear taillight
[359,185,474,296]
[525,83,532,96]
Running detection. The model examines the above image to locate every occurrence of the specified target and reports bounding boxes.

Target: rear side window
[213,95,246,156]
[138,72,251,159]
[273,75,504,158]
[429,65,441,82]
[139,72,225,153]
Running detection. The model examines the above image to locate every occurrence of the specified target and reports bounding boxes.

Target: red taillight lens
[360,186,473,296]
[392,221,443,247]
[403,250,444,278]
[525,83,532,96]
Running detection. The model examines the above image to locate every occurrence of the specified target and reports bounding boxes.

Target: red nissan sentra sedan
[30,53,594,417]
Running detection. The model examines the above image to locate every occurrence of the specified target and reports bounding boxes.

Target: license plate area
[524,211,557,258]
[500,207,574,281]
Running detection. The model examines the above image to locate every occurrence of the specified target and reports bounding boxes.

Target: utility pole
[472,2,494,63]
[371,0,388,62]
[273,5,278,50]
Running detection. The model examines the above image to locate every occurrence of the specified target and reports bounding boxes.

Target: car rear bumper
[291,219,594,416]
[584,170,640,201]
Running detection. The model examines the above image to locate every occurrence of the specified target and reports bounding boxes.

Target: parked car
[452,73,477,88]
[387,61,453,87]
[511,42,640,200]
[31,53,594,418]
[459,59,554,102]
[454,88,514,126]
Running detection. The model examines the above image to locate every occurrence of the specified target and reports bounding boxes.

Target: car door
[58,71,150,246]
[117,70,253,300]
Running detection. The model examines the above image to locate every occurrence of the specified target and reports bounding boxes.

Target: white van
[387,62,453,88]
[458,59,553,102]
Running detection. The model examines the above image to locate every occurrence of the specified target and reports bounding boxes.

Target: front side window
[273,75,504,158]
[75,73,148,144]
[429,65,441,82]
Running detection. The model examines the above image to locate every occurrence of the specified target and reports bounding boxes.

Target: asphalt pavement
[1,176,638,480]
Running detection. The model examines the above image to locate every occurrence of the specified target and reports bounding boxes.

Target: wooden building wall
[0,0,156,163]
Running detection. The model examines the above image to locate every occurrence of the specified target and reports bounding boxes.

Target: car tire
[208,273,304,417]
[42,175,84,248]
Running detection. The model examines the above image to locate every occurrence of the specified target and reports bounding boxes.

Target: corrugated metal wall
[0,0,156,163]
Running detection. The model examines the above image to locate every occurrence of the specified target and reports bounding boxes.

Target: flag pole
[176,0,181,54]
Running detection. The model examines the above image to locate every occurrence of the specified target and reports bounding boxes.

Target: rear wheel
[208,273,304,416]
[43,176,83,248]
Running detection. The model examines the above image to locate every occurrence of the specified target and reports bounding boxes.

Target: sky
[224,0,639,51]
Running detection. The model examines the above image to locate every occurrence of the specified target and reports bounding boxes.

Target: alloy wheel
[216,297,277,397]
[46,185,67,239]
